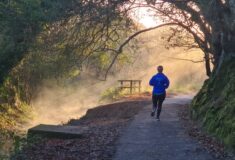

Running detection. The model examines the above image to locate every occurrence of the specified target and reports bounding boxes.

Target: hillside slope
[191,59,235,150]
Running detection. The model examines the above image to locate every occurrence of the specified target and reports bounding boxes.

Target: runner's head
[157,65,163,73]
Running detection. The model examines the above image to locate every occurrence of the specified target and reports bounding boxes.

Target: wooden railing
[118,80,141,94]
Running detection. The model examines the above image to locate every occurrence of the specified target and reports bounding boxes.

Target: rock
[28,124,87,139]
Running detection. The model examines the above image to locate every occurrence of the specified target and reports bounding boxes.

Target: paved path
[114,96,214,160]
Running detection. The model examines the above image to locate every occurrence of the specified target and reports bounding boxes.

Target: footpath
[114,96,215,160]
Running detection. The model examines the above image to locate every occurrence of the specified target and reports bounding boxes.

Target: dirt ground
[13,99,150,160]
[178,105,235,160]
[12,95,234,160]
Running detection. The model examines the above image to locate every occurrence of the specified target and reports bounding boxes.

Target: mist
[28,28,207,128]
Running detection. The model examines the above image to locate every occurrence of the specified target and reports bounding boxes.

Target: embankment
[191,59,235,150]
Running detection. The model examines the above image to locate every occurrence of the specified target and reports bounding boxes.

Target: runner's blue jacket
[149,73,170,95]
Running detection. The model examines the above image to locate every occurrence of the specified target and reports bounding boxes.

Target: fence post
[138,80,141,93]
[130,80,133,94]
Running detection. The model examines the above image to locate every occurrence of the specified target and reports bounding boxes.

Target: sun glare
[129,5,160,28]
[138,15,158,28]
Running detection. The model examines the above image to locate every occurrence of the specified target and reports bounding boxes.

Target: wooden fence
[118,80,141,94]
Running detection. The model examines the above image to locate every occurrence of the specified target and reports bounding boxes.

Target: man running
[149,65,170,121]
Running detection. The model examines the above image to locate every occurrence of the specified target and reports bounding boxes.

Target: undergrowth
[0,77,33,159]
[100,87,128,102]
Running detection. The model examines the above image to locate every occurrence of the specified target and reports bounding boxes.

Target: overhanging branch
[103,22,179,80]
[162,56,204,63]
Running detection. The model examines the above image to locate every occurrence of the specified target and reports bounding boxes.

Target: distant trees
[164,0,235,76]
[132,0,235,76]
[1,0,234,107]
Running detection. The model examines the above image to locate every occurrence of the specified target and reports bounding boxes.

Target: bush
[100,87,125,102]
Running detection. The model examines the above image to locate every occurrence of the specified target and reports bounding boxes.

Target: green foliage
[0,0,44,83]
[0,103,31,159]
[0,0,134,112]
[0,130,44,159]
[10,134,44,159]
[0,0,134,141]
[0,3,135,158]
[0,0,130,83]
[100,87,124,102]
[0,75,33,158]
[191,58,235,150]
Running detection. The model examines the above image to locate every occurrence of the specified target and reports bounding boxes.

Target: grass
[100,87,142,102]
[0,100,33,159]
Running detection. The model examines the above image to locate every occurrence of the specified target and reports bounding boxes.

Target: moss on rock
[191,58,235,150]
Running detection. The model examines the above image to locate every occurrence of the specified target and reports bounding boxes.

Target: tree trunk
[204,52,211,77]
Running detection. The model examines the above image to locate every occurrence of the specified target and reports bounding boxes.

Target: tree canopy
[0,0,234,104]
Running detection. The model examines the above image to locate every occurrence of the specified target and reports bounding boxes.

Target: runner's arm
[149,76,155,86]
[164,76,170,89]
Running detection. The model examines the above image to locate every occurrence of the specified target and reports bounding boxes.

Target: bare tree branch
[162,56,205,63]
[102,22,179,80]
